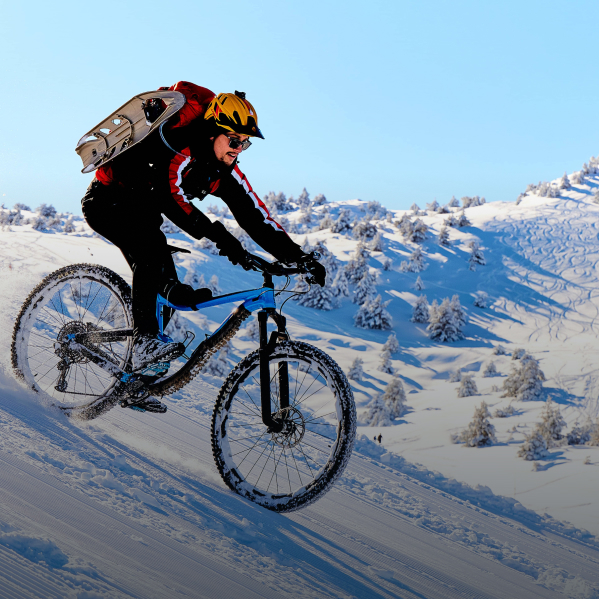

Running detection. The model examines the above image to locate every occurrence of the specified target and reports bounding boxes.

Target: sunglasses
[226,135,252,151]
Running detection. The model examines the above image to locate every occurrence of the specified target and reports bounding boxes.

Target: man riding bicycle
[81,82,325,371]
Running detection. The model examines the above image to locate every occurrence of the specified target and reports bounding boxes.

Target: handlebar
[245,251,321,284]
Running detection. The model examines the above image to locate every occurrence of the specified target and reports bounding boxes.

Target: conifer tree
[448,196,460,208]
[449,368,462,382]
[348,357,364,381]
[208,274,221,295]
[518,429,548,461]
[538,400,566,447]
[297,187,311,209]
[426,200,440,212]
[502,354,545,401]
[378,349,394,374]
[483,361,499,377]
[450,295,467,329]
[411,218,428,242]
[331,209,353,234]
[438,225,451,246]
[587,419,599,446]
[410,202,421,214]
[457,374,478,397]
[428,298,460,342]
[559,172,571,190]
[369,231,384,251]
[244,317,260,341]
[468,241,486,271]
[352,271,377,305]
[396,214,414,239]
[414,275,424,290]
[297,281,339,310]
[473,291,488,308]
[332,268,350,297]
[362,395,392,427]
[382,257,393,271]
[444,214,458,228]
[312,193,327,206]
[457,210,471,227]
[345,243,370,283]
[383,376,407,419]
[353,219,378,242]
[493,344,508,355]
[411,295,429,323]
[354,295,393,330]
[383,332,400,354]
[457,401,496,446]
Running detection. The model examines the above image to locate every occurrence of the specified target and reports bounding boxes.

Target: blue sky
[2,0,599,213]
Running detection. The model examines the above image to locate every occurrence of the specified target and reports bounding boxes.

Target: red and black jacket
[94,82,303,263]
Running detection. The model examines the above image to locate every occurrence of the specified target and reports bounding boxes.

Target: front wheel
[211,340,356,512]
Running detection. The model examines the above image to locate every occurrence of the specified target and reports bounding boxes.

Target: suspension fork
[258,309,289,432]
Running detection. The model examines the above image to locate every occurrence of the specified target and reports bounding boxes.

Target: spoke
[80,282,103,322]
[255,441,276,488]
[304,411,337,423]
[288,446,305,487]
[282,448,293,494]
[294,369,323,406]
[296,441,319,476]
[292,383,329,410]
[244,438,274,480]
[267,444,286,494]
[232,430,269,463]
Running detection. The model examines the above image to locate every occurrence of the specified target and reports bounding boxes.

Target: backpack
[75,82,215,173]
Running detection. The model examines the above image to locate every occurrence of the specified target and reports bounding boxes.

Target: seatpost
[258,310,282,432]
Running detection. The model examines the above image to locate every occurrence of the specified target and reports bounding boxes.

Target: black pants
[82,180,177,338]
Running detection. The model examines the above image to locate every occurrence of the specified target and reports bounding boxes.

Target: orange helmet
[204,91,264,139]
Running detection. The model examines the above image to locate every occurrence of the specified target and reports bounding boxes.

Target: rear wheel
[11,264,133,418]
[211,340,356,512]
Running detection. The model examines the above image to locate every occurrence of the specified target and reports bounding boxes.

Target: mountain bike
[11,253,356,512]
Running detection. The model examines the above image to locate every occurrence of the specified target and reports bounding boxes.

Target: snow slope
[1,174,599,597]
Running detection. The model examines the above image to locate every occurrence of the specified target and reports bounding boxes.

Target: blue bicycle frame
[156,286,276,342]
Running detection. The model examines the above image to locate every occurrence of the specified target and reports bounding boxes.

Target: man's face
[212,132,250,166]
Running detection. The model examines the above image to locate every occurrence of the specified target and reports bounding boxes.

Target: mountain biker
[81,82,325,370]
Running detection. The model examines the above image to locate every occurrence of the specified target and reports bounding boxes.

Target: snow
[2,171,599,596]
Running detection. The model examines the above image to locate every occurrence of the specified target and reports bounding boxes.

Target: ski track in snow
[2,192,599,597]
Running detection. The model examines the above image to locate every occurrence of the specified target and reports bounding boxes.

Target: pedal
[120,396,167,414]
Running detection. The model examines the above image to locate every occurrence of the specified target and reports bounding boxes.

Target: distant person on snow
[81,82,325,370]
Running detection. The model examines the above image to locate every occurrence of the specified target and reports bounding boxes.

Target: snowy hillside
[2,162,599,597]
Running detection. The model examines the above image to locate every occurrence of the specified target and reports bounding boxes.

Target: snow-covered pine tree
[428,299,439,324]
[312,240,339,276]
[411,218,428,242]
[457,374,478,397]
[383,332,400,354]
[571,171,585,185]
[450,295,467,329]
[36,203,57,218]
[297,187,311,210]
[383,376,407,419]
[559,172,572,190]
[331,209,353,234]
[345,243,370,283]
[448,196,460,208]
[428,298,461,342]
[567,420,592,445]
[318,212,334,230]
[208,275,221,295]
[473,291,488,308]
[291,274,310,298]
[347,357,364,381]
[400,246,427,273]
[297,280,339,310]
[244,316,260,341]
[396,214,414,239]
[354,295,393,330]
[457,210,471,227]
[444,214,458,228]
[312,193,327,206]
[411,295,429,323]
[426,200,440,212]
[352,271,377,305]
[483,361,499,377]
[537,400,566,447]
[502,353,545,401]
[468,241,486,271]
[378,349,394,374]
[362,395,392,427]
[517,429,548,461]
[587,419,599,446]
[332,268,350,297]
[437,225,451,246]
[382,257,392,271]
[457,401,496,447]
[449,368,462,382]
[410,203,421,215]
[369,231,384,251]
[63,215,76,233]
[512,348,526,360]
[414,275,424,290]
[204,343,231,378]
[493,344,508,355]
[353,219,378,242]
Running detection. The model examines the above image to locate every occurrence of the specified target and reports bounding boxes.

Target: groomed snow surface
[2,174,599,598]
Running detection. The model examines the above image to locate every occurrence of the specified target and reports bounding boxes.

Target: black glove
[207,221,252,270]
[305,258,326,287]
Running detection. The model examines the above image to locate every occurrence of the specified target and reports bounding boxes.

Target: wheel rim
[20,275,131,406]
[217,354,344,505]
